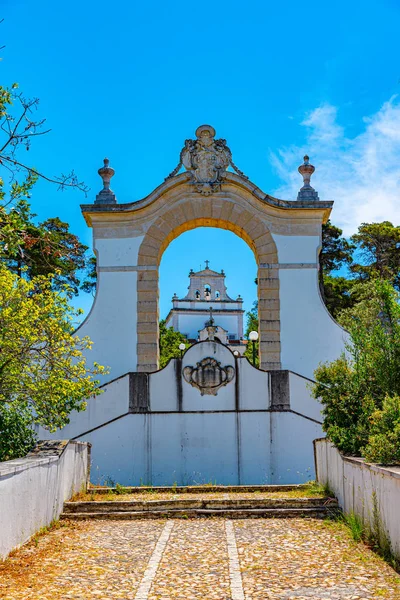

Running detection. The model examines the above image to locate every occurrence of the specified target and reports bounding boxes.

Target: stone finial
[297,155,319,201]
[95,158,117,205]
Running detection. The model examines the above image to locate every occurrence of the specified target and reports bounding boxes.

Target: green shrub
[114,483,130,495]
[0,402,36,462]
[0,267,107,461]
[313,279,400,462]
[312,358,375,455]
[363,395,400,464]
[159,320,188,369]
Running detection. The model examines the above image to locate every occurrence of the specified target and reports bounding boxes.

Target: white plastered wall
[315,440,400,560]
[38,342,324,486]
[71,408,322,486]
[76,234,144,382]
[289,372,323,422]
[272,233,348,380]
[78,217,346,383]
[0,442,89,560]
[167,313,242,340]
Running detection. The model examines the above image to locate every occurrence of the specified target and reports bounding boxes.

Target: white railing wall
[314,438,400,559]
[0,440,90,560]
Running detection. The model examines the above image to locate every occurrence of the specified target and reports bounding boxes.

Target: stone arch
[136,198,280,372]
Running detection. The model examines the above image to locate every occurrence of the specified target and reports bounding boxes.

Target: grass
[305,480,335,497]
[114,483,130,495]
[0,520,88,595]
[342,512,365,542]
[30,520,63,547]
[327,501,400,574]
[4,518,66,560]
[69,481,328,503]
[320,518,400,596]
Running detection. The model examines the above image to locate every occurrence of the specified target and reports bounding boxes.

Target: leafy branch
[0,85,89,195]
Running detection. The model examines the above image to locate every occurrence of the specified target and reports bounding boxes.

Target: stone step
[63,497,336,514]
[88,484,308,495]
[61,506,339,521]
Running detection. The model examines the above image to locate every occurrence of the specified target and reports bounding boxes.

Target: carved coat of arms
[183,357,235,396]
[166,124,248,195]
[181,125,231,195]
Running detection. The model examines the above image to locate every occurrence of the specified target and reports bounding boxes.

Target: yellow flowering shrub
[0,266,108,450]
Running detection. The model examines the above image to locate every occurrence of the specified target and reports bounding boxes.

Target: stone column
[258,265,281,370]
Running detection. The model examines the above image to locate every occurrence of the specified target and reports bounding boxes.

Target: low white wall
[0,440,90,561]
[314,439,400,559]
[37,343,325,487]
[71,410,322,487]
[289,372,323,422]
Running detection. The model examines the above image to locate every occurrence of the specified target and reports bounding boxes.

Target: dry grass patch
[71,482,328,503]
[0,521,88,594]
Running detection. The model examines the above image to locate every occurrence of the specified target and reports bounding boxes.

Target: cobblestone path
[1,519,399,599]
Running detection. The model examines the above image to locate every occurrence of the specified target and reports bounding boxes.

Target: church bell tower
[164,261,246,353]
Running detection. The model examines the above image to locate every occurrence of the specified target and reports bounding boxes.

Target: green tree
[320,220,355,278]
[0,84,88,198]
[0,266,108,460]
[350,221,400,290]
[312,280,400,460]
[363,395,400,465]
[0,402,36,461]
[159,320,188,369]
[81,256,97,295]
[2,214,89,296]
[322,275,356,318]
[320,220,355,317]
[244,301,259,367]
[0,83,89,293]
[0,82,101,461]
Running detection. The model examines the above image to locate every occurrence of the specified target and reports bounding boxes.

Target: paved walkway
[0,519,399,599]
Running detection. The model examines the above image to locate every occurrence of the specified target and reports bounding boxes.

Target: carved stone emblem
[181,125,231,195]
[183,357,235,396]
[166,124,248,195]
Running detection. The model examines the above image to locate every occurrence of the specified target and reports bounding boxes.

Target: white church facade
[38,124,347,486]
[165,262,247,353]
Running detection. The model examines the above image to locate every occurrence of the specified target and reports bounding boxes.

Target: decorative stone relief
[183,357,235,396]
[166,124,248,195]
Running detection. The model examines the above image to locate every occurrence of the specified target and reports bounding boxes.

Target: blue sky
[2,0,400,319]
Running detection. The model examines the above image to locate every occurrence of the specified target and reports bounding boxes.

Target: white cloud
[271,98,400,235]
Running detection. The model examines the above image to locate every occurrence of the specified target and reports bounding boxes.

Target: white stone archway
[136,190,281,371]
[79,126,344,381]
[38,126,351,486]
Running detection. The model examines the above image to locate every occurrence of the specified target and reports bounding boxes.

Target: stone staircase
[62,485,339,520]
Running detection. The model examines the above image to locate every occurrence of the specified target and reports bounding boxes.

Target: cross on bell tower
[205,260,210,269]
